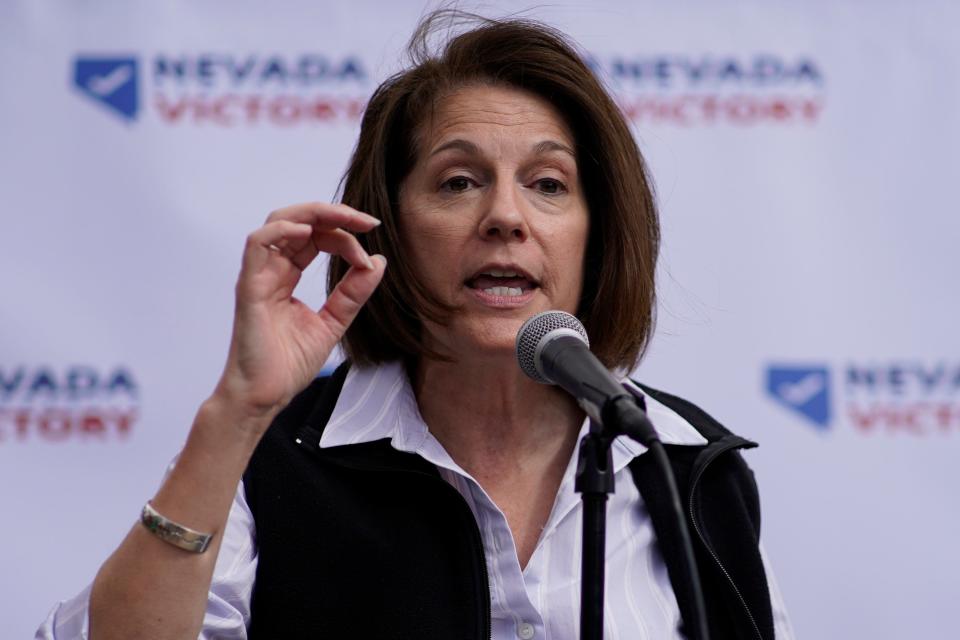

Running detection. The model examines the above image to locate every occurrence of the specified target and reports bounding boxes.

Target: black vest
[243,363,775,639]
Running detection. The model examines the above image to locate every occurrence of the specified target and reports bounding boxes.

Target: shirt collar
[319,362,708,455]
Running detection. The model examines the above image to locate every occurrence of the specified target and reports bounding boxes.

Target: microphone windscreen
[515,310,589,384]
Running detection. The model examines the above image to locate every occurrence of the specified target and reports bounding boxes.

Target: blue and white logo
[74,57,139,121]
[766,365,831,429]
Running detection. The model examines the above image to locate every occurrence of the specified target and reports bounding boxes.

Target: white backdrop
[2,1,958,638]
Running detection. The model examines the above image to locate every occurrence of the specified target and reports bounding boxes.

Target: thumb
[316,254,387,339]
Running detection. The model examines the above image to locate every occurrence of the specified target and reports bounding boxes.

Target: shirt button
[517,622,535,639]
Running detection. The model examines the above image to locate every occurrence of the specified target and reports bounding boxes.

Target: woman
[40,13,791,640]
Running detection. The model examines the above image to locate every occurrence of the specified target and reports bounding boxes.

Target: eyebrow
[532,140,576,158]
[429,139,480,158]
[428,138,577,159]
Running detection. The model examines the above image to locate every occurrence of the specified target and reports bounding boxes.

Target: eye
[441,176,475,193]
[533,178,567,195]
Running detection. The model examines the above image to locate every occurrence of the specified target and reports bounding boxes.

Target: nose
[477,182,529,242]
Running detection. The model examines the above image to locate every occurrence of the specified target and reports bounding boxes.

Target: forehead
[417,84,575,151]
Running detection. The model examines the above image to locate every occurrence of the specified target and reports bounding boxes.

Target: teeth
[483,286,524,297]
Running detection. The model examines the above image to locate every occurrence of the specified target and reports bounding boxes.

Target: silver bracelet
[140,501,213,553]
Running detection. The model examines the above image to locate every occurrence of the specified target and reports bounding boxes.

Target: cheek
[550,210,589,256]
[410,217,472,244]
[546,217,590,299]
[402,215,474,282]
[401,189,474,240]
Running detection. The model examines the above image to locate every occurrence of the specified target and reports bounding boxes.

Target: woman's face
[399,84,590,361]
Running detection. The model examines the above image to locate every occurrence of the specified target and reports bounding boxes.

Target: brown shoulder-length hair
[328,11,659,371]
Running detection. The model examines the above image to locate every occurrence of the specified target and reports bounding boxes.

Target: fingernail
[372,254,387,267]
[366,215,382,226]
[364,255,375,270]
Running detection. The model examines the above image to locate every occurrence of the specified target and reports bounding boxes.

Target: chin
[445,315,527,362]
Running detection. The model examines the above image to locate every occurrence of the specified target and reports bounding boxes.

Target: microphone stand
[574,394,710,640]
[575,419,615,640]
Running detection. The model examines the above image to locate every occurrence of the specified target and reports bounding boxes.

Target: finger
[317,255,387,337]
[288,228,374,272]
[265,202,380,233]
[241,220,314,274]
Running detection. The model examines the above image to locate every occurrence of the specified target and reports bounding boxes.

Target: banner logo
[71,52,369,126]
[74,57,139,121]
[590,54,826,126]
[765,361,960,435]
[0,365,139,443]
[766,365,831,429]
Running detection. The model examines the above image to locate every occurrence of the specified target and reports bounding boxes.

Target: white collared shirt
[38,361,794,639]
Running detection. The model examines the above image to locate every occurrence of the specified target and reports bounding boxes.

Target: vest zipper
[687,440,764,640]
[436,475,494,640]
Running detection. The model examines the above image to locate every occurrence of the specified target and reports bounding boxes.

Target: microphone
[515,311,659,446]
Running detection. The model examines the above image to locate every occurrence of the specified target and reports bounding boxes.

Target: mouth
[464,265,540,299]
[464,265,540,306]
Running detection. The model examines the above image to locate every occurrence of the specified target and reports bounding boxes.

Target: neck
[412,353,584,479]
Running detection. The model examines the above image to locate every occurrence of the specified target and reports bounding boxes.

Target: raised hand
[212,202,386,423]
